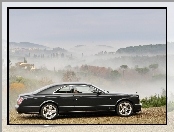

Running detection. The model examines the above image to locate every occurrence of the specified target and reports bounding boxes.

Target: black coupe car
[15,82,142,120]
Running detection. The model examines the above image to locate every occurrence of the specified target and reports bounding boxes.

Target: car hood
[108,92,138,97]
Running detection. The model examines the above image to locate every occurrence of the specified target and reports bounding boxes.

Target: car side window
[73,85,97,93]
[54,85,71,93]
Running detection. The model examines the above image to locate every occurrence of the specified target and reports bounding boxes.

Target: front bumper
[133,103,142,112]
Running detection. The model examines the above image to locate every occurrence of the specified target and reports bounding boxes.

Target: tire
[116,100,133,117]
[40,103,58,120]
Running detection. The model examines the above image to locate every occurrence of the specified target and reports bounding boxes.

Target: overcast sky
[9,9,166,49]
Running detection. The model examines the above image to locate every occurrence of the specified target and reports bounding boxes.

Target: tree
[109,70,120,80]
[149,64,158,76]
[120,65,128,69]
[56,53,58,58]
[61,53,64,58]
[135,67,149,75]
[53,53,55,58]
[24,57,27,63]
[120,65,128,78]
[62,70,79,82]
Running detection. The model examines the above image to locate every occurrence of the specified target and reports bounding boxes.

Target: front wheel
[40,103,58,120]
[116,100,133,117]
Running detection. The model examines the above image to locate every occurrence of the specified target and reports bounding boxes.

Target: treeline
[66,63,166,81]
[108,55,166,68]
[79,65,120,80]
[116,44,166,55]
[33,52,65,58]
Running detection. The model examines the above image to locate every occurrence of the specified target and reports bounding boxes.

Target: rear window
[37,85,62,94]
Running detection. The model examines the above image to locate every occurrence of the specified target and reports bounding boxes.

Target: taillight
[17,97,24,105]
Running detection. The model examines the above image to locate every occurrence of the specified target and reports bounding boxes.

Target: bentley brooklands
[15,82,142,120]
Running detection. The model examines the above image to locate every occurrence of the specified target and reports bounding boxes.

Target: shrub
[141,94,166,108]
[10,82,25,90]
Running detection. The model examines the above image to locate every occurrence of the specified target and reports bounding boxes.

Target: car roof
[33,82,93,94]
[50,82,92,86]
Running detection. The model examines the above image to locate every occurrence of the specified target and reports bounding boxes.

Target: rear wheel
[41,103,58,120]
[116,100,133,117]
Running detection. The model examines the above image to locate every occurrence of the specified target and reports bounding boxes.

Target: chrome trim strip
[74,106,93,107]
[59,106,93,107]
[23,106,39,107]
[59,106,74,107]
[135,103,142,106]
[47,97,57,98]
[59,105,115,107]
[97,105,115,107]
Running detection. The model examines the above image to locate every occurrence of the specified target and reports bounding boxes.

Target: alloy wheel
[117,101,133,116]
[41,103,58,120]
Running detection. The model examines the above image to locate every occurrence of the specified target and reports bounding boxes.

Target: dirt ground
[9,106,166,124]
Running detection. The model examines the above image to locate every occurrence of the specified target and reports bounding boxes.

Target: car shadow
[19,111,142,120]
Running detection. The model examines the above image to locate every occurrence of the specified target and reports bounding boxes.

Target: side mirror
[97,91,102,95]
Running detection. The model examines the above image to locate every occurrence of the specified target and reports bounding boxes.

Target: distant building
[15,62,34,70]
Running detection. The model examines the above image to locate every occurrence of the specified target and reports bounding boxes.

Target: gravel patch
[9,107,166,124]
[2,107,174,132]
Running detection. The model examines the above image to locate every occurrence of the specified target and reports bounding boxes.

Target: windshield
[91,85,108,93]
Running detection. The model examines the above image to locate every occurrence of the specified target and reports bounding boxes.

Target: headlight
[131,95,139,98]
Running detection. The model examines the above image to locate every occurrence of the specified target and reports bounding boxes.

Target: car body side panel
[15,83,141,115]
[53,93,75,111]
[35,94,75,111]
[73,93,107,111]
[73,93,131,111]
[16,95,45,113]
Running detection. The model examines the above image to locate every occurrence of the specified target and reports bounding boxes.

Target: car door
[73,85,111,111]
[53,85,75,111]
[94,92,115,111]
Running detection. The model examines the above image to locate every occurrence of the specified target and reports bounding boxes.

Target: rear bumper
[133,103,142,112]
[15,105,22,113]
[15,105,40,114]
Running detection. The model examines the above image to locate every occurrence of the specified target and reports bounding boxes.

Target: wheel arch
[115,98,133,108]
[39,100,59,114]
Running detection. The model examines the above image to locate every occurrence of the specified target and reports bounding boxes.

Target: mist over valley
[9,42,166,101]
